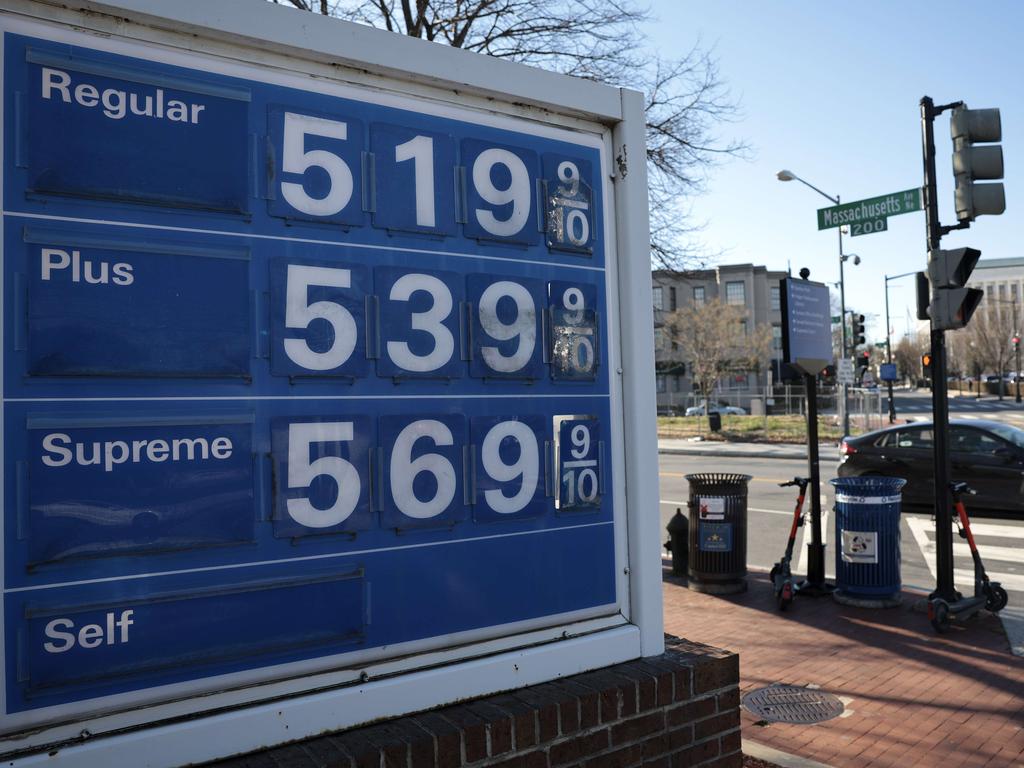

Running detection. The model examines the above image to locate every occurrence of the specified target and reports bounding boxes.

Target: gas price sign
[0,23,619,733]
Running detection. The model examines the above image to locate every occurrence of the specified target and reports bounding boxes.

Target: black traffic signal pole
[921,96,962,603]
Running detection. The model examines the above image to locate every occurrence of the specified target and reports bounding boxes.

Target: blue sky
[643,1,1020,342]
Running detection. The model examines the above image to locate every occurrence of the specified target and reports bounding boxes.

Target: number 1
[395,135,436,227]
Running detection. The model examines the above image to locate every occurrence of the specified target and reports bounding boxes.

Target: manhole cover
[741,685,844,724]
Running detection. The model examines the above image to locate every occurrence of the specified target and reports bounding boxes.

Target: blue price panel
[468,274,545,380]
[471,415,548,522]
[460,139,540,245]
[22,48,250,213]
[267,106,366,227]
[24,415,255,568]
[375,267,464,380]
[271,415,374,539]
[23,228,251,378]
[543,154,594,255]
[556,417,602,512]
[547,280,599,381]
[269,258,370,380]
[18,566,364,708]
[380,414,467,530]
[370,124,457,236]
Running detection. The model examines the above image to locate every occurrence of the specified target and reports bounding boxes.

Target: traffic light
[951,105,1005,221]
[922,353,933,377]
[927,248,985,330]
[1014,335,1021,348]
[916,271,930,320]
[851,313,866,347]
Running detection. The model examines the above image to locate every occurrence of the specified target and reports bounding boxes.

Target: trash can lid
[685,473,752,486]
[829,476,907,492]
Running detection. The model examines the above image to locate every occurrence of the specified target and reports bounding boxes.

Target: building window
[669,286,677,311]
[654,328,665,349]
[739,319,748,335]
[726,281,745,306]
[772,325,783,350]
[656,375,666,393]
[770,285,781,311]
[693,286,705,306]
[652,286,664,311]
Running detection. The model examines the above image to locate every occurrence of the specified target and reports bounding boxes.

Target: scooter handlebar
[778,477,811,489]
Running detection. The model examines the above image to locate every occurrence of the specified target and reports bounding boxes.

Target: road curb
[659,446,839,461]
[742,739,835,768]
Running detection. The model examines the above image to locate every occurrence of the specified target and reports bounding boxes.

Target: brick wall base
[207,636,740,768]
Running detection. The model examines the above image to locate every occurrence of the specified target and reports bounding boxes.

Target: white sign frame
[0,1,662,764]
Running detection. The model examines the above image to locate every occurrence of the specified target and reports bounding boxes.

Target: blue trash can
[829,477,906,606]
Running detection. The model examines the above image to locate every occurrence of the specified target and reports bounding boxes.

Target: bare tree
[662,298,770,411]
[893,333,927,384]
[958,304,1017,399]
[268,0,747,270]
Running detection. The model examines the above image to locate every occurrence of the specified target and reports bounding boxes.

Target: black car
[837,419,1024,518]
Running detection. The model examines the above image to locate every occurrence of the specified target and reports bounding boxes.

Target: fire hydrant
[664,508,689,575]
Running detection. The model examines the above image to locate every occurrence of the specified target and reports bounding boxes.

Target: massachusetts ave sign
[817,188,923,231]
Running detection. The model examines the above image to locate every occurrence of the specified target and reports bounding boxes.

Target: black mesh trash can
[829,476,907,608]
[686,473,752,594]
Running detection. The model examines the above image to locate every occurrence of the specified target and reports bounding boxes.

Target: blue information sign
[1,29,617,723]
[780,277,833,376]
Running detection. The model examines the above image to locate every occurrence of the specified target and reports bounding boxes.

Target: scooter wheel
[929,599,950,633]
[985,584,1008,613]
[778,581,793,611]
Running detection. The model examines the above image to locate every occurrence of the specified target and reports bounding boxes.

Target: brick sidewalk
[663,567,1024,767]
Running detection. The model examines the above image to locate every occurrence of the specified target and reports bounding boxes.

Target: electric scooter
[928,481,1009,632]
[769,477,810,610]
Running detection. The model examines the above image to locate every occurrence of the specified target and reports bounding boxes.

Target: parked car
[684,403,747,416]
[837,419,1024,518]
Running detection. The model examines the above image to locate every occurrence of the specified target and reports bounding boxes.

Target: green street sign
[849,217,888,237]
[874,341,887,348]
[831,315,841,323]
[817,188,922,231]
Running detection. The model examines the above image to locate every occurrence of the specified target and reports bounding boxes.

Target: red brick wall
[208,637,740,768]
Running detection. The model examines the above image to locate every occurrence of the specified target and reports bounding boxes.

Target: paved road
[889,389,1024,425]
[659,452,1024,652]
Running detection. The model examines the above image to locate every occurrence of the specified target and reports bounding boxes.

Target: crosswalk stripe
[955,569,1024,591]
[906,518,1023,591]
[969,522,1024,539]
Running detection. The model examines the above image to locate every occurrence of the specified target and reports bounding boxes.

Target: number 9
[473,148,531,238]
[570,424,591,459]
[557,161,580,197]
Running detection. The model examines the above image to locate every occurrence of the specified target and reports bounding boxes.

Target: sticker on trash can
[841,530,878,564]
[699,523,732,552]
[697,497,726,520]
[835,494,901,505]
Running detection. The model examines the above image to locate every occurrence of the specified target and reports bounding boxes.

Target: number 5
[284,264,357,371]
[280,112,354,217]
[287,422,361,528]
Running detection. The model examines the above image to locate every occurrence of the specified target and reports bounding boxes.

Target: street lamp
[884,271,918,422]
[777,169,852,436]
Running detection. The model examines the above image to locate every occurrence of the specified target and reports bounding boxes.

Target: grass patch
[657,414,846,444]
